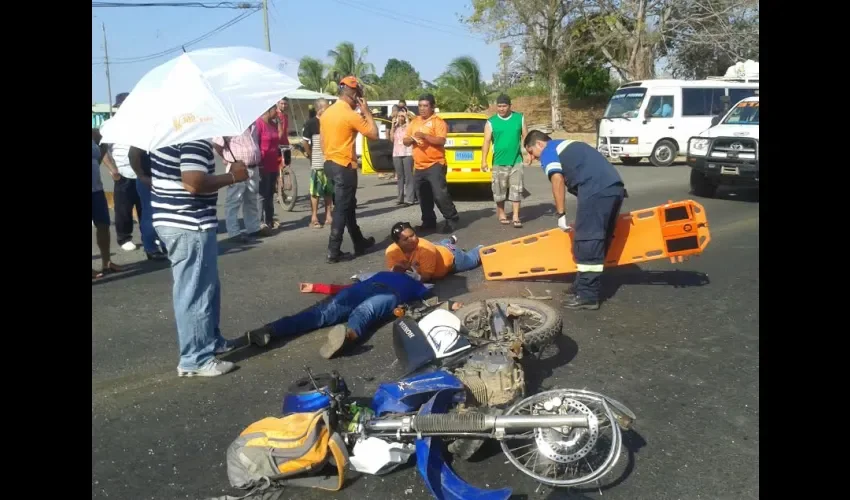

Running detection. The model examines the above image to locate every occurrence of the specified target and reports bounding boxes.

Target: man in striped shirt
[151,140,249,377]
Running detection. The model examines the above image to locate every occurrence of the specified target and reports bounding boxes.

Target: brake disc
[533,397,600,464]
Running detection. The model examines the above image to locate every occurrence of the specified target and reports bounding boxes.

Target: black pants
[113,176,142,245]
[324,161,366,256]
[414,163,458,227]
[258,170,279,226]
[573,190,625,302]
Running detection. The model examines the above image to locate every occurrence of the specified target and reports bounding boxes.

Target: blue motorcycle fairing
[414,388,512,500]
[281,373,348,415]
[371,369,466,416]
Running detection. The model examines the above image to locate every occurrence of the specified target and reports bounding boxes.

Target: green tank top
[488,112,523,166]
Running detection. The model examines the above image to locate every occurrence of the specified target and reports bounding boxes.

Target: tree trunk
[549,71,562,130]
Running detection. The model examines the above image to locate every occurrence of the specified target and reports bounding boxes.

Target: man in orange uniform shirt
[403,94,459,234]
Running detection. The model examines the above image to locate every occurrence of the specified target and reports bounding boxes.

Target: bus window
[604,88,647,119]
[646,96,675,117]
[682,88,726,116]
[729,88,757,104]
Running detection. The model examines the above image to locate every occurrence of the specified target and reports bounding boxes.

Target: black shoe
[146,251,168,261]
[439,220,454,234]
[246,325,274,347]
[564,295,600,310]
[327,252,354,264]
[416,223,437,233]
[354,236,376,256]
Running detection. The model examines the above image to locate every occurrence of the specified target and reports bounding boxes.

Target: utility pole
[102,22,114,118]
[262,0,271,51]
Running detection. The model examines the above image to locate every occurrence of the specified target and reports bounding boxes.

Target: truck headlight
[689,138,709,156]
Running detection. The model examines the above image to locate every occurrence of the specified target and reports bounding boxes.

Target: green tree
[434,56,490,112]
[326,42,380,98]
[380,59,421,100]
[298,56,328,93]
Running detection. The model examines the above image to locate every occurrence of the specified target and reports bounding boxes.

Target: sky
[91,0,501,105]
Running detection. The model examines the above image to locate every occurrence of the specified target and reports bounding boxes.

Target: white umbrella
[99,46,302,151]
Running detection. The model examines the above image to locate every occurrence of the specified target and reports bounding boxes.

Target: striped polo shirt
[150,140,218,231]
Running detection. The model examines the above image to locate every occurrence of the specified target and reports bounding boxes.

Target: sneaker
[121,241,137,251]
[246,325,274,347]
[319,325,353,359]
[177,358,236,377]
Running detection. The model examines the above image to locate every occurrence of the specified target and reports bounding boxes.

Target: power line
[92,2,260,8]
[92,8,259,65]
[327,0,489,42]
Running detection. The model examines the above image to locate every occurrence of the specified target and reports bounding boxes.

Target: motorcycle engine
[453,345,525,407]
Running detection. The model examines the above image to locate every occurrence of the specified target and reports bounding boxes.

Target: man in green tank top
[482,94,529,228]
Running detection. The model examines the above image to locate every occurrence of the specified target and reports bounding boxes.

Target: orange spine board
[479,200,711,281]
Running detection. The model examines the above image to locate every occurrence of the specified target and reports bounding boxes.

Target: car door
[361,117,395,175]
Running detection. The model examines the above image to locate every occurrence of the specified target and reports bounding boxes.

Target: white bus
[597,78,759,167]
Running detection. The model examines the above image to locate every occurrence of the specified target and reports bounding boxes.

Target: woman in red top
[256,106,283,229]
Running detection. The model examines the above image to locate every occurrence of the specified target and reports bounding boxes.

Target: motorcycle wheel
[452,297,562,351]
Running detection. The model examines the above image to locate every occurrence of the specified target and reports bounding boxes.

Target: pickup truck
[686,96,759,198]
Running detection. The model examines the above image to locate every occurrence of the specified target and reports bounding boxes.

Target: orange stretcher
[479,199,710,281]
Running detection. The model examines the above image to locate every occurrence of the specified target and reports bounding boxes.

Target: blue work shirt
[361,271,430,303]
[539,140,624,199]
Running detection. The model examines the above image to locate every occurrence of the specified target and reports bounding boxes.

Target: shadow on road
[534,265,710,302]
[91,256,171,286]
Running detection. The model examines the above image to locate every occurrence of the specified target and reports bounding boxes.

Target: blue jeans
[156,226,228,370]
[436,239,483,273]
[269,282,399,340]
[136,181,165,254]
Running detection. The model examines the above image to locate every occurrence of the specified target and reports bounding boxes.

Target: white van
[686,96,759,198]
[597,79,758,166]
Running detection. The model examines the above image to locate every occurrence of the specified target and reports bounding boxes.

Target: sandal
[499,218,511,225]
[310,221,322,229]
[512,220,523,228]
[93,262,122,279]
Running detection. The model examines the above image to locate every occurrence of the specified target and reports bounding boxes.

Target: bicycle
[276,145,298,212]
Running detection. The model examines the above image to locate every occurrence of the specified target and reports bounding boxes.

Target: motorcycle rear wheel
[452,297,562,351]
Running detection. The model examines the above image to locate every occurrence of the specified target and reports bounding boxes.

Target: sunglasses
[391,222,413,240]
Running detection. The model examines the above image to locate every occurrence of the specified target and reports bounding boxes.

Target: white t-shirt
[102,119,136,179]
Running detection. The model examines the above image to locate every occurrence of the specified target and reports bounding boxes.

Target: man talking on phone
[320,76,379,263]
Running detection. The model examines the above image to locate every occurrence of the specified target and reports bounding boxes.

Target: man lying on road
[385,222,483,282]
[245,270,461,359]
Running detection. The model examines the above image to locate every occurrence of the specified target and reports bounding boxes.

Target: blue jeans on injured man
[155,226,230,370]
[436,239,483,273]
[268,282,400,340]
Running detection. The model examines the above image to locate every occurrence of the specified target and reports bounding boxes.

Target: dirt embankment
[484,95,607,134]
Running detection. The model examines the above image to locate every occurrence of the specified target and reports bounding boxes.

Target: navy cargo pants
[572,188,625,302]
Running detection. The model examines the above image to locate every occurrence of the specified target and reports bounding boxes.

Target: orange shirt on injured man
[385,238,454,280]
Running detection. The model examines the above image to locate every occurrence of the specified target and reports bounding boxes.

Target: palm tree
[298,56,328,93]
[326,42,381,99]
[434,56,490,112]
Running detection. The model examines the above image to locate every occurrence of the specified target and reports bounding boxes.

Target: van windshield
[604,88,647,119]
[722,100,759,125]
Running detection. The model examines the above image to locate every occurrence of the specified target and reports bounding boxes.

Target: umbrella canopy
[99,46,301,151]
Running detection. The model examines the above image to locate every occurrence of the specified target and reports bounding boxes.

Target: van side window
[682,88,726,116]
[647,96,674,117]
[729,88,757,104]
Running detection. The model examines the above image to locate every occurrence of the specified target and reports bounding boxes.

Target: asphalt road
[92,158,759,500]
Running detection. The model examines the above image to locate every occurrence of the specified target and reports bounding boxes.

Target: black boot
[354,236,376,256]
[327,251,354,264]
[564,295,600,310]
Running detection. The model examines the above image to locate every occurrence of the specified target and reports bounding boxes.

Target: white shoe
[121,241,137,251]
[450,235,458,244]
[177,358,236,377]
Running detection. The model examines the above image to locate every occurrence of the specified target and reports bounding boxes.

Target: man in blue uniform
[523,130,626,310]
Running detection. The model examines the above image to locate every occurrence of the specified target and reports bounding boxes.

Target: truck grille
[709,138,757,160]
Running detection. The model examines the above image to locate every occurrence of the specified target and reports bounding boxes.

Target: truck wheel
[619,157,642,166]
[690,169,718,198]
[650,139,677,167]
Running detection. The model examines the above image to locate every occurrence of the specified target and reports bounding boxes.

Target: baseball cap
[339,76,359,88]
[114,92,130,108]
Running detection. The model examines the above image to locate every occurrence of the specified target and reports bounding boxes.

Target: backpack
[208,410,349,499]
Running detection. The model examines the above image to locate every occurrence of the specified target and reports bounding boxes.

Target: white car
[686,96,759,198]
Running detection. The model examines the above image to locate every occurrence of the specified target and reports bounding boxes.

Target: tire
[690,169,718,198]
[453,297,563,351]
[277,165,297,212]
[619,157,642,166]
[650,139,677,167]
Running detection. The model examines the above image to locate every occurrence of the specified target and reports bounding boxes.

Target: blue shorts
[92,190,111,226]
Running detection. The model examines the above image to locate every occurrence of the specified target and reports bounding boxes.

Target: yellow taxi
[360,112,493,184]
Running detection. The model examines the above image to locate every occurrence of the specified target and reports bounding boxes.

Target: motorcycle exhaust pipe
[365,413,589,433]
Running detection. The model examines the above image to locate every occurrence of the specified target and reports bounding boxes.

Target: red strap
[311,283,350,295]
